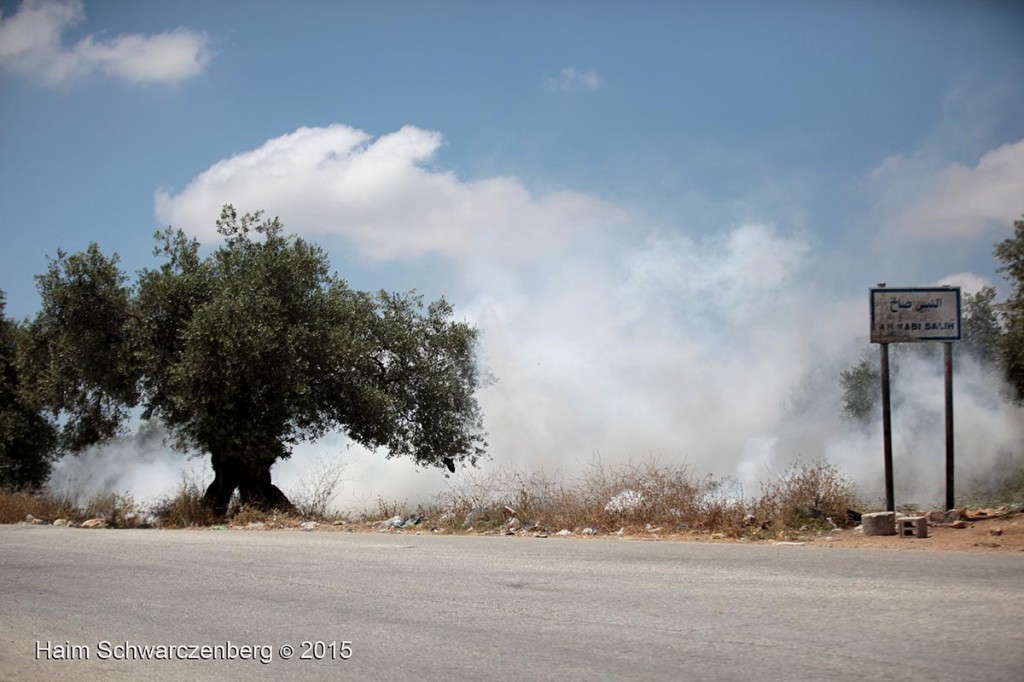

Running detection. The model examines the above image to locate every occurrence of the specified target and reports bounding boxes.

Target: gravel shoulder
[313,507,1024,555]
[14,507,1024,554]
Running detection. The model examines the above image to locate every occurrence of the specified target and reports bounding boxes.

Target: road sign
[869,284,962,512]
[870,287,961,344]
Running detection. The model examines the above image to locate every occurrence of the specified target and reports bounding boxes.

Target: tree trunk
[202,451,295,518]
[202,450,239,518]
[238,460,296,513]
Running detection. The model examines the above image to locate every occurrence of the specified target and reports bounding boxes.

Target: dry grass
[82,492,148,528]
[428,458,745,535]
[426,458,859,537]
[960,452,1024,508]
[151,472,220,528]
[0,489,81,524]
[291,457,347,519]
[1,458,866,537]
[0,488,147,528]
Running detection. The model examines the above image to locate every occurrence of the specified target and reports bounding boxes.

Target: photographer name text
[35,639,352,664]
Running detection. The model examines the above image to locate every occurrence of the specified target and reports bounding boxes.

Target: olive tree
[0,292,58,489]
[24,206,487,515]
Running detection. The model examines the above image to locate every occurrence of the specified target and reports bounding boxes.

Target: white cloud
[155,123,624,262]
[546,66,602,91]
[0,0,211,86]
[871,139,1024,239]
[934,272,993,296]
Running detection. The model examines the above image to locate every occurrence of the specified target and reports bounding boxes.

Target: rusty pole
[880,342,894,513]
[944,341,955,511]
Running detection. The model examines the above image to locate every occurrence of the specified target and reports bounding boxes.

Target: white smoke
[46,124,1024,513]
[818,351,1024,506]
[46,424,210,506]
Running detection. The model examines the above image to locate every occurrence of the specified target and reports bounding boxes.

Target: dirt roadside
[314,507,1024,555]
[604,509,1024,554]
[800,509,1024,554]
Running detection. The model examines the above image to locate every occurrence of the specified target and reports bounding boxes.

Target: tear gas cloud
[47,125,1024,511]
[48,218,1022,512]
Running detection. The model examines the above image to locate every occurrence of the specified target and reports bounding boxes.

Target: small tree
[995,215,1024,403]
[960,286,1001,368]
[839,350,879,424]
[23,206,488,515]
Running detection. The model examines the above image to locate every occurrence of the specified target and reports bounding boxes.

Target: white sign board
[870,287,961,343]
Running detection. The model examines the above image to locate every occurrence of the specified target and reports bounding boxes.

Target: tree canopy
[20,206,487,512]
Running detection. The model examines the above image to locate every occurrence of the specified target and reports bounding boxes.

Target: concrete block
[862,512,896,536]
[898,516,927,539]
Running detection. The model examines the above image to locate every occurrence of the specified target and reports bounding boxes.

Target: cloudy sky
[2,0,1023,507]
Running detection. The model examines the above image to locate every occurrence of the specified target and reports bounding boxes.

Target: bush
[753,460,859,532]
[84,492,145,528]
[151,472,219,528]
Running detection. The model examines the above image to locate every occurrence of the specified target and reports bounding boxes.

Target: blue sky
[2,0,1023,504]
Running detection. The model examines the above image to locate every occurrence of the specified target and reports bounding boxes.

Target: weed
[960,451,1024,508]
[433,458,751,534]
[2,456,866,537]
[229,505,277,526]
[370,497,411,522]
[151,471,219,528]
[753,460,859,532]
[84,492,146,528]
[291,457,347,519]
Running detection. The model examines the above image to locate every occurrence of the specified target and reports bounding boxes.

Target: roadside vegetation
[2,216,1023,536]
[1,459,859,536]
[4,456,1022,538]
[1,206,485,518]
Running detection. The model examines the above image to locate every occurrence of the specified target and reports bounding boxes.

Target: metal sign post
[879,342,894,512]
[869,285,961,513]
[944,342,954,511]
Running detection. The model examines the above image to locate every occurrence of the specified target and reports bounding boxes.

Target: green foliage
[21,245,139,451]
[0,292,58,489]
[960,286,1002,367]
[22,206,488,502]
[839,351,879,424]
[995,216,1024,402]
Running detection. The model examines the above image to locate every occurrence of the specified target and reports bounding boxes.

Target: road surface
[2,525,1022,680]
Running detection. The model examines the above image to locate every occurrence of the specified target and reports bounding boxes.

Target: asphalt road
[2,525,1023,681]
